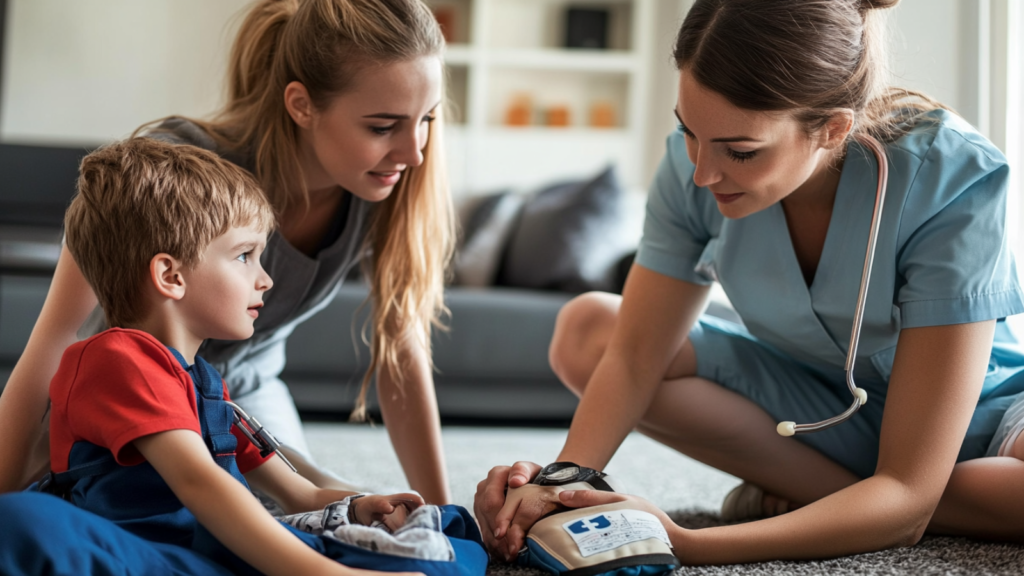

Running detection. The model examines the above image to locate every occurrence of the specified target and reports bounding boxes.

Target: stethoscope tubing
[777,133,889,436]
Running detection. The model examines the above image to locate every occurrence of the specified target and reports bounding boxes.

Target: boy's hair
[65,137,276,328]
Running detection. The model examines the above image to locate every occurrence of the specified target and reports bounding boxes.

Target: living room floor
[306,423,1024,576]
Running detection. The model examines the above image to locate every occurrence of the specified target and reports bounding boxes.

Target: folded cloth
[282,496,455,562]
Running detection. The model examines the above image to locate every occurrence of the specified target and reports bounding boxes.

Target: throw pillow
[497,165,633,293]
[454,192,527,287]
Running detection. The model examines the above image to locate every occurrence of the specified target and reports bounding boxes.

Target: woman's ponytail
[226,0,298,108]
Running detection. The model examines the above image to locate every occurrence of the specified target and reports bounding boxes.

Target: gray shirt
[82,118,374,399]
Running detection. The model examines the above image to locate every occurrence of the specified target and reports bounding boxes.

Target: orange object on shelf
[589,100,616,128]
[432,6,456,43]
[545,105,571,127]
[505,94,533,126]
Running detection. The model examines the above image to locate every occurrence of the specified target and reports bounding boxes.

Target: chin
[352,186,396,203]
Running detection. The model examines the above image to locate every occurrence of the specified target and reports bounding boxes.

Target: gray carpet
[306,423,1024,575]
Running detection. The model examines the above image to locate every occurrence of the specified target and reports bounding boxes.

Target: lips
[247,303,263,319]
[369,169,403,187]
[712,192,743,204]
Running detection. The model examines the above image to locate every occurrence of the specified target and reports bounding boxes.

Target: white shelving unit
[429,0,656,197]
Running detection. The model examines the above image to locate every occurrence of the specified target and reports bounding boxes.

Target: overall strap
[166,349,238,472]
[37,451,118,500]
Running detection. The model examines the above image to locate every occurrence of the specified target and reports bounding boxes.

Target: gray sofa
[283,284,579,420]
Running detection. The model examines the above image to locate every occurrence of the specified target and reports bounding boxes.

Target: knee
[549,292,618,393]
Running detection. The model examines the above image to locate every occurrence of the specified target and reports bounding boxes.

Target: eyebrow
[672,109,763,143]
[232,241,260,252]
[363,101,442,120]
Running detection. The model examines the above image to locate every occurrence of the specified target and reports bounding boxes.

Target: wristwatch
[531,461,616,492]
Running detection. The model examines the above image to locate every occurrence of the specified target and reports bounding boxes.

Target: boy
[0,139,485,576]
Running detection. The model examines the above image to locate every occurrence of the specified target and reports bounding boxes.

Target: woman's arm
[137,430,418,576]
[0,245,98,492]
[669,320,995,563]
[487,265,710,554]
[376,335,450,504]
[555,266,711,470]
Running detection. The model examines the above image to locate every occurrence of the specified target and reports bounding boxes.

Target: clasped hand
[349,492,424,532]
[473,461,678,562]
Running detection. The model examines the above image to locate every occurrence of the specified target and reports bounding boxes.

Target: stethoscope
[776,133,889,437]
[226,400,298,472]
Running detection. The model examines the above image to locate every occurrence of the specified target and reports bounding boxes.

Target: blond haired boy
[0,138,485,576]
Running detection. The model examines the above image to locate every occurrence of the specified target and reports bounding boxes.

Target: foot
[720,482,793,522]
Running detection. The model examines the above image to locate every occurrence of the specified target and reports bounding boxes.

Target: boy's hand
[351,493,424,531]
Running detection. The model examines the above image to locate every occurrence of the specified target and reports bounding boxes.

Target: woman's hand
[350,492,424,532]
[474,461,555,561]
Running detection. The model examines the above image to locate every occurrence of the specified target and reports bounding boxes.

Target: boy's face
[178,224,273,341]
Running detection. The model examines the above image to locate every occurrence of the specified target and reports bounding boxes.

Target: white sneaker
[720,482,765,522]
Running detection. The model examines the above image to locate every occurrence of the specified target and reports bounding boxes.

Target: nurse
[475,0,1024,563]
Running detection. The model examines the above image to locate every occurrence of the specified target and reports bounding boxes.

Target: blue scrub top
[636,109,1024,399]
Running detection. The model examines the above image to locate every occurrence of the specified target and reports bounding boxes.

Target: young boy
[0,139,485,576]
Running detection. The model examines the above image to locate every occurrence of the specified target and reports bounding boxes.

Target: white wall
[0,0,979,171]
[1,0,249,144]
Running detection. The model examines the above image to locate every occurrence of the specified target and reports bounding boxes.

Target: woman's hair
[674,0,950,143]
[154,0,453,418]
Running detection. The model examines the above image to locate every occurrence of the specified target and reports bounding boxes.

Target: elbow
[891,494,938,549]
[895,516,929,548]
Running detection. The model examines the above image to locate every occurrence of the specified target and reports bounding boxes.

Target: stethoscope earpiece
[777,134,887,437]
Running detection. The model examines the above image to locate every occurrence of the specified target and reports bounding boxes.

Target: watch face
[545,466,580,482]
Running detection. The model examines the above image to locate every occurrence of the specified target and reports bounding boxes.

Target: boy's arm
[244,456,357,514]
[135,429,410,576]
[245,457,424,520]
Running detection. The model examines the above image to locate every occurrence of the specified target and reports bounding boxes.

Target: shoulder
[144,118,217,150]
[880,109,1009,221]
[58,329,185,388]
[143,118,252,171]
[888,109,1007,178]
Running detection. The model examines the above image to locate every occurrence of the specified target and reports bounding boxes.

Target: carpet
[305,423,1024,575]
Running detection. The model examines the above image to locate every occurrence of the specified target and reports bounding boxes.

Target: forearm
[377,350,450,504]
[558,352,665,470]
[0,245,97,492]
[140,431,350,576]
[677,474,928,564]
[559,268,709,471]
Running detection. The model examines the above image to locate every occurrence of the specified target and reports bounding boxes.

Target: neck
[784,147,845,211]
[132,307,203,365]
[295,128,340,196]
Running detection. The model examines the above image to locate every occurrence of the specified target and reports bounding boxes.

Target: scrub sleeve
[636,110,1024,478]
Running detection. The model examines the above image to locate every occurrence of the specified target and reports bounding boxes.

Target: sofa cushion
[497,165,634,293]
[455,192,526,287]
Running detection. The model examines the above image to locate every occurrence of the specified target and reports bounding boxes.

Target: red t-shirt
[49,328,271,474]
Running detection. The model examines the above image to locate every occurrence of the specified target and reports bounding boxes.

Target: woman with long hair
[475,0,1024,563]
[0,0,455,505]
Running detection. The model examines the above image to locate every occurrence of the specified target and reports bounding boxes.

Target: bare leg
[928,434,1024,540]
[550,293,857,510]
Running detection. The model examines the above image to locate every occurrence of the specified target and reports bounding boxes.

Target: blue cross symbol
[568,515,612,534]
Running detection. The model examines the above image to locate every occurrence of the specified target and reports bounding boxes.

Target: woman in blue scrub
[475,0,1024,563]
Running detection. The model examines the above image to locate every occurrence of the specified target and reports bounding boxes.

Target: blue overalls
[0,350,487,576]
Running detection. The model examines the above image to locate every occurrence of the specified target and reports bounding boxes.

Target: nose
[390,123,427,168]
[691,146,723,189]
[256,265,273,292]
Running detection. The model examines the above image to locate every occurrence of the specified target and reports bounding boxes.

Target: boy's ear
[284,81,316,129]
[149,254,186,301]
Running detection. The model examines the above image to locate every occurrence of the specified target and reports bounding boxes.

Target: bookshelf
[427,0,658,197]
